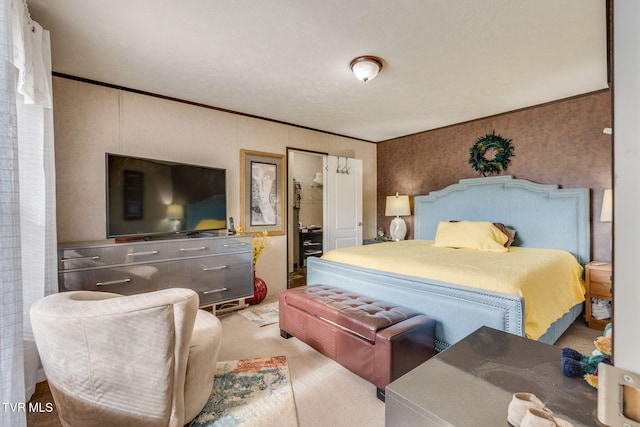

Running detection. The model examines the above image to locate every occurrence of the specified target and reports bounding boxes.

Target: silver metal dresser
[58,234,253,310]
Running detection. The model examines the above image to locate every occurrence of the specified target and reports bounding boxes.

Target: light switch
[599,363,640,426]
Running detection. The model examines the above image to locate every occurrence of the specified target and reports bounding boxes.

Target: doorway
[287,149,327,288]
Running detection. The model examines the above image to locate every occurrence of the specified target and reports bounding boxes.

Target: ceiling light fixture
[350,56,383,82]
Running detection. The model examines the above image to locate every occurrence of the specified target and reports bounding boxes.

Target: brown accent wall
[377,90,612,262]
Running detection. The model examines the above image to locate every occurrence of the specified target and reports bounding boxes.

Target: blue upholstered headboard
[414,176,590,266]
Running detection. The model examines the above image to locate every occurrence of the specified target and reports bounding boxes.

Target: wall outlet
[599,363,640,426]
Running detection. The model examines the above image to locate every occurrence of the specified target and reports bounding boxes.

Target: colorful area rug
[238,301,279,327]
[191,356,298,427]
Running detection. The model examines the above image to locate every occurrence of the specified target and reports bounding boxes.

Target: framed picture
[240,149,286,235]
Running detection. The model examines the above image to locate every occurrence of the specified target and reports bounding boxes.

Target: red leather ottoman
[279,284,436,400]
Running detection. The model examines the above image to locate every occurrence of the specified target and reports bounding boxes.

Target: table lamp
[385,193,411,241]
[600,189,612,253]
[167,204,184,232]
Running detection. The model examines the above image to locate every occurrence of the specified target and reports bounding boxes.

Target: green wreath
[468,131,514,176]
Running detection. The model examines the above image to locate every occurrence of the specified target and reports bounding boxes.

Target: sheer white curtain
[1,0,57,426]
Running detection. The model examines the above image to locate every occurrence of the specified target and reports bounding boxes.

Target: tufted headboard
[414,176,590,266]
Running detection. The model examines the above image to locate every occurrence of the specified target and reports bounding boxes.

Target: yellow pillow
[434,221,509,252]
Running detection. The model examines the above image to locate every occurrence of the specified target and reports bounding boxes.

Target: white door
[323,156,363,251]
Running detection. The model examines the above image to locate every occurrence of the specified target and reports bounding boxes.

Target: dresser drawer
[58,263,166,295]
[112,242,168,265]
[165,240,217,258]
[589,268,611,285]
[589,281,612,298]
[211,238,251,254]
[163,237,250,258]
[175,253,253,306]
[58,247,114,271]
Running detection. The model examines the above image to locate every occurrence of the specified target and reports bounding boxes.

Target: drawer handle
[202,265,227,272]
[223,243,248,247]
[61,255,100,262]
[203,287,228,295]
[96,278,131,286]
[127,250,159,257]
[179,246,207,252]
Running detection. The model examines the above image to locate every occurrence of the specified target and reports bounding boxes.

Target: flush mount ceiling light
[350,56,383,82]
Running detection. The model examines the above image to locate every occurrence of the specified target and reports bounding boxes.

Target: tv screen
[106,153,227,238]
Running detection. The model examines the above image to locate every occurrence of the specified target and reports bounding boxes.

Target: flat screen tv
[106,153,227,238]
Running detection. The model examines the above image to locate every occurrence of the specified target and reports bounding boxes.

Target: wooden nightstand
[584,261,612,330]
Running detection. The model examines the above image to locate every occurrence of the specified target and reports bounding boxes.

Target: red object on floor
[247,276,267,305]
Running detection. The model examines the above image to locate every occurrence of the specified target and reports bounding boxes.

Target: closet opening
[286,148,327,289]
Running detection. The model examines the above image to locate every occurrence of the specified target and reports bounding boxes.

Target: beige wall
[53,76,377,298]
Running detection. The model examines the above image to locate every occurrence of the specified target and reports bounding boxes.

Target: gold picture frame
[239,149,286,235]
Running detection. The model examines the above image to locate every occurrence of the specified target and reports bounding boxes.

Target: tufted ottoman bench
[279,284,436,400]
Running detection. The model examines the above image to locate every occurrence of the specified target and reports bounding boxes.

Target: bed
[306,175,590,351]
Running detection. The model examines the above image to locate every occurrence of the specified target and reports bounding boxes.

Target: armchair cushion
[184,309,222,421]
[30,288,222,427]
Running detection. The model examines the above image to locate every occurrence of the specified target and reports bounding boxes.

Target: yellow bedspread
[321,240,585,340]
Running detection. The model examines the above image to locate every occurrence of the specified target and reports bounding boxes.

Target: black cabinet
[299,230,323,267]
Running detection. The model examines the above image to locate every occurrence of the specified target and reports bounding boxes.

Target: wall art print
[240,150,286,235]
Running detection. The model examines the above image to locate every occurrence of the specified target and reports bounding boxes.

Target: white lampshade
[385,194,411,217]
[600,189,612,222]
[385,193,411,241]
[350,56,383,83]
[166,204,184,220]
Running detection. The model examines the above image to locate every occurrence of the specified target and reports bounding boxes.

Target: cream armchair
[30,288,222,427]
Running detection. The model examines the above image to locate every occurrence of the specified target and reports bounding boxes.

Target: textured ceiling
[27,0,608,142]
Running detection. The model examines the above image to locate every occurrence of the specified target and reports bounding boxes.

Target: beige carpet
[217,297,385,427]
